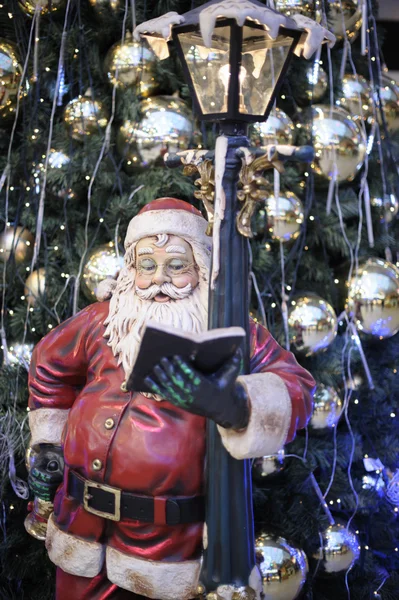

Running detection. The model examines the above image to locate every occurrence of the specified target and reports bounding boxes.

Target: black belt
[68,470,204,526]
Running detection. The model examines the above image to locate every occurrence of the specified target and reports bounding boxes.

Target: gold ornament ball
[0,40,24,120]
[288,294,338,356]
[81,242,124,301]
[371,193,399,224]
[63,92,109,142]
[346,258,399,338]
[0,225,34,264]
[253,449,285,478]
[310,105,366,183]
[326,0,362,42]
[305,64,328,103]
[310,384,343,430]
[117,96,196,170]
[18,0,66,16]
[312,523,360,575]
[274,0,315,19]
[255,533,308,600]
[379,75,399,132]
[88,0,120,17]
[104,34,158,97]
[265,191,304,243]
[24,268,46,306]
[250,107,295,147]
[339,74,374,124]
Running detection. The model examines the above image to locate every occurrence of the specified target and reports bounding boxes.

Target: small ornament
[339,74,374,124]
[288,294,338,356]
[81,242,124,301]
[63,90,109,142]
[104,33,158,97]
[0,40,24,120]
[313,522,360,574]
[255,532,308,600]
[371,193,399,224]
[274,0,315,19]
[346,258,399,338]
[117,96,196,170]
[310,105,366,183]
[378,75,399,132]
[88,0,120,17]
[32,149,78,202]
[18,0,65,16]
[250,107,295,147]
[326,0,362,42]
[304,64,328,103]
[264,191,304,243]
[0,225,34,264]
[24,268,46,306]
[6,342,34,368]
[253,449,285,478]
[310,384,343,430]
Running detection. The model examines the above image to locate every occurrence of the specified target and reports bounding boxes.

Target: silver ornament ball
[371,193,399,224]
[310,384,343,430]
[310,105,366,183]
[250,108,295,147]
[305,64,328,103]
[265,191,304,243]
[117,96,196,170]
[339,74,374,125]
[288,294,338,356]
[253,449,285,478]
[313,522,360,575]
[255,533,308,600]
[346,258,399,338]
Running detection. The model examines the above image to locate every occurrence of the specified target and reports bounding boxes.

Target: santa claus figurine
[27,198,315,600]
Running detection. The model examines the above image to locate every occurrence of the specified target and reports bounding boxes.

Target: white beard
[103,278,208,381]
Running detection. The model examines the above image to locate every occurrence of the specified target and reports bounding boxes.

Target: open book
[127,321,245,393]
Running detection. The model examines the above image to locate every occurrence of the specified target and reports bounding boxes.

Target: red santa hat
[96,198,211,301]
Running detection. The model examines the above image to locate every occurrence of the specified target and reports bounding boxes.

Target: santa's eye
[166,258,187,274]
[139,258,156,273]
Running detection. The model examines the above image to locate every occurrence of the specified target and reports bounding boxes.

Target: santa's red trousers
[56,567,150,600]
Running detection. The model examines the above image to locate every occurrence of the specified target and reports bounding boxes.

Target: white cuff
[46,513,104,577]
[106,546,201,600]
[28,408,69,447]
[217,373,292,459]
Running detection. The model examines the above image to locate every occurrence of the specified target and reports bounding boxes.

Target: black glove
[144,350,249,430]
[28,445,64,502]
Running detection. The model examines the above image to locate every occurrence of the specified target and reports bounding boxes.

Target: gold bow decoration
[183,160,215,236]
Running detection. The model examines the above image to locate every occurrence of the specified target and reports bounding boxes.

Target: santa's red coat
[28,301,314,598]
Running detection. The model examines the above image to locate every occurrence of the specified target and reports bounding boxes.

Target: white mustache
[135,282,193,300]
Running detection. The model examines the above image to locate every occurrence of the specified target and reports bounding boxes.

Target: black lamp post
[135,2,333,597]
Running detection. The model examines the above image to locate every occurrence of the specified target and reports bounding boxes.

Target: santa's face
[135,235,200,303]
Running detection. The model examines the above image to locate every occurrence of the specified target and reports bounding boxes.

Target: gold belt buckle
[83,480,121,522]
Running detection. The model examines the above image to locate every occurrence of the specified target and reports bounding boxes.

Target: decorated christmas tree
[0,0,399,599]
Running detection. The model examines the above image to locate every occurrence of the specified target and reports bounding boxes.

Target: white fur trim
[218,373,292,459]
[106,546,201,600]
[46,513,104,577]
[28,408,69,447]
[125,210,209,252]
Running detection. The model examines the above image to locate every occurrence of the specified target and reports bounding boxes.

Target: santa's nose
[152,269,171,286]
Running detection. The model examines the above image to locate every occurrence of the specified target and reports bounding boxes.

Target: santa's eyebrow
[165,245,186,254]
[137,247,154,256]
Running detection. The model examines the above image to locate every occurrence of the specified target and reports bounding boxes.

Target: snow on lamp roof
[134,0,335,61]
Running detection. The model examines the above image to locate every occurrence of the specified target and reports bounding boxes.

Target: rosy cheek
[135,274,152,289]
[172,271,199,289]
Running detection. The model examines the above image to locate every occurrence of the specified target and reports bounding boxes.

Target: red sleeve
[249,320,315,442]
[28,304,95,411]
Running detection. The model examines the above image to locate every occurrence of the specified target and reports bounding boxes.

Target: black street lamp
[135,2,334,597]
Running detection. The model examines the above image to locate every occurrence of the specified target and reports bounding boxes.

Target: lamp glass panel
[177,26,231,115]
[241,26,294,115]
